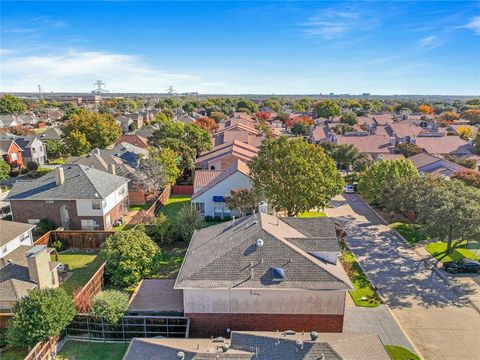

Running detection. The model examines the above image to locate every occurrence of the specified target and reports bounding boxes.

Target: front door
[59,205,70,229]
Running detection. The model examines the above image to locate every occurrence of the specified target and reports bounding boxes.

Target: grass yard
[153,242,188,279]
[56,341,128,360]
[129,204,150,212]
[425,241,480,263]
[341,248,381,307]
[390,222,429,246]
[48,158,66,165]
[53,251,105,294]
[385,345,420,360]
[160,195,191,223]
[0,347,29,360]
[297,211,326,218]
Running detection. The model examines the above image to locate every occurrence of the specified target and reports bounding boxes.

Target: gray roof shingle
[0,220,35,246]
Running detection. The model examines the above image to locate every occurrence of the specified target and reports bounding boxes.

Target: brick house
[7,164,129,230]
[0,220,60,311]
[0,139,24,169]
[174,213,352,337]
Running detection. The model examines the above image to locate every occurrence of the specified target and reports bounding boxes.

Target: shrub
[26,161,39,172]
[52,240,65,252]
[72,288,92,313]
[176,205,205,241]
[100,230,161,287]
[145,213,176,244]
[395,142,423,158]
[204,215,213,222]
[91,290,129,324]
[33,218,56,236]
[7,288,76,347]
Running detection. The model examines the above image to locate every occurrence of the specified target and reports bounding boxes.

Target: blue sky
[1,1,479,94]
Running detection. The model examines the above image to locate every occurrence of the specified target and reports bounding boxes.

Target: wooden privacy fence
[74,262,106,303]
[34,230,114,249]
[24,333,66,360]
[144,185,171,217]
[172,184,194,195]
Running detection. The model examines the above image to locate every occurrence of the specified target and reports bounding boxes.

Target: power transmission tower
[93,80,109,94]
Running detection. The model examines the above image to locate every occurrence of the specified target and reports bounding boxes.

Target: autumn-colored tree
[225,188,258,217]
[195,116,218,133]
[287,115,314,128]
[456,125,473,140]
[452,170,480,189]
[461,109,480,124]
[9,125,34,136]
[418,104,434,115]
[255,111,272,121]
[440,111,459,122]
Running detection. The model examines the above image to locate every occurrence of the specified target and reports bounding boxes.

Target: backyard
[425,241,480,263]
[56,341,128,360]
[153,242,188,279]
[53,251,105,294]
[160,195,191,222]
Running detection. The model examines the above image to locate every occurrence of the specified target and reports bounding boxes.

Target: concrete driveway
[327,194,480,360]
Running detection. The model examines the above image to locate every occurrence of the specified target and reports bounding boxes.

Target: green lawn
[390,222,429,245]
[425,241,480,263]
[0,347,29,360]
[297,211,326,218]
[385,345,420,360]
[153,243,188,279]
[129,204,150,212]
[48,158,66,165]
[341,248,381,307]
[56,341,128,360]
[160,195,191,223]
[53,251,105,294]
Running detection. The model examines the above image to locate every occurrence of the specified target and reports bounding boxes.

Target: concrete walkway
[327,194,480,360]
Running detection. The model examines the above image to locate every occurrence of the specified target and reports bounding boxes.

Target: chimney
[26,246,55,289]
[55,167,65,186]
[109,163,116,175]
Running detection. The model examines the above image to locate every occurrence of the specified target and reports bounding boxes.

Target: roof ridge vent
[256,239,264,247]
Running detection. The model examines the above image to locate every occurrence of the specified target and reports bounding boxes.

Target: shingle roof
[7,164,129,200]
[0,246,37,302]
[175,213,352,290]
[408,153,442,168]
[0,220,35,246]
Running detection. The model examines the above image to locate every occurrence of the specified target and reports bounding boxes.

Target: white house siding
[0,231,33,258]
[191,171,252,218]
[75,184,128,216]
[183,288,345,315]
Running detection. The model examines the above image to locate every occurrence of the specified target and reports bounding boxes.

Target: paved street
[327,194,480,360]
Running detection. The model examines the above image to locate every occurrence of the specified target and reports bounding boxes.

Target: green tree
[340,111,358,126]
[210,111,227,122]
[461,109,480,124]
[452,170,480,189]
[91,290,129,324]
[133,148,180,193]
[263,98,281,112]
[250,137,344,216]
[7,288,76,347]
[100,230,161,287]
[225,188,258,217]
[43,139,66,160]
[62,106,88,120]
[395,142,423,158]
[358,159,419,203]
[291,122,312,137]
[63,129,91,156]
[331,144,369,174]
[313,100,341,120]
[0,159,9,181]
[176,205,205,241]
[236,98,258,113]
[63,112,121,150]
[145,213,176,244]
[0,94,26,114]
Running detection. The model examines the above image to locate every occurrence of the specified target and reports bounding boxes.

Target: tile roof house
[7,165,129,230]
[191,159,252,219]
[124,331,390,360]
[0,220,60,311]
[195,140,259,171]
[174,212,352,337]
[408,153,471,176]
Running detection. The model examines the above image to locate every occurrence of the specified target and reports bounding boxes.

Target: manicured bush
[145,213,176,244]
[7,288,76,347]
[91,290,129,324]
[26,161,39,172]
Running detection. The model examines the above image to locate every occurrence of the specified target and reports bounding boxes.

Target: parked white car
[344,184,355,193]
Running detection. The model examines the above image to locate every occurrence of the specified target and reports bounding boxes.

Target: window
[2,246,7,254]
[92,200,102,210]
[223,207,231,217]
[119,186,126,196]
[214,207,223,218]
[28,219,40,224]
[32,147,36,153]
[39,145,43,152]
[272,267,285,282]
[193,202,205,215]
[10,152,18,161]
[81,219,97,230]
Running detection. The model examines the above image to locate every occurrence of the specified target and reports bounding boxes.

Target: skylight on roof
[272,267,285,281]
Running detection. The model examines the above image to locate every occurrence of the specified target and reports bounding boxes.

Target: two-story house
[14,136,48,165]
[0,139,23,169]
[7,164,129,230]
[0,220,60,311]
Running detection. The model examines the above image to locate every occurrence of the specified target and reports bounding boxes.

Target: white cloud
[300,7,361,39]
[417,35,442,50]
[0,48,208,93]
[461,16,480,34]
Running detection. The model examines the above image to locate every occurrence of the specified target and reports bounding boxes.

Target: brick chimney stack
[109,163,116,175]
[26,245,57,289]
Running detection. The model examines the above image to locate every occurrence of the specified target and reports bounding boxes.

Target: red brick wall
[185,313,344,338]
[128,190,146,205]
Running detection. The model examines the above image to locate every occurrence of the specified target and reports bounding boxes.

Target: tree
[291,122,312,137]
[62,106,87,120]
[100,230,161,287]
[331,144,369,174]
[358,159,419,203]
[250,137,344,216]
[63,129,91,156]
[133,148,180,193]
[444,155,477,170]
[287,115,314,128]
[340,111,358,126]
[225,188,258,217]
[144,213,176,244]
[263,98,281,112]
[176,205,205,241]
[452,170,480,189]
[63,112,121,150]
[474,133,480,155]
[439,111,459,122]
[210,111,227,122]
[195,116,218,133]
[313,100,341,120]
[236,98,258,113]
[456,125,473,140]
[256,111,272,121]
[26,161,39,172]
[0,159,9,181]
[7,288,75,347]
[91,290,129,324]
[461,109,480,124]
[332,123,355,135]
[418,104,434,115]
[44,139,66,159]
[0,94,26,114]
[395,142,423,157]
